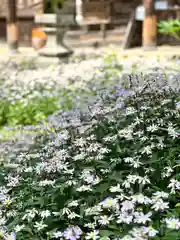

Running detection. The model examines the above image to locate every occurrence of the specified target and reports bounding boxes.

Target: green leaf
[99,230,115,237]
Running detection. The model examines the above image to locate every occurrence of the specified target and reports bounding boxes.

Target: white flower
[121,200,135,212]
[76,185,92,192]
[168,126,178,139]
[2,197,13,207]
[124,157,142,168]
[153,191,169,199]
[141,146,152,155]
[0,229,6,237]
[134,211,152,224]
[67,200,79,207]
[6,175,20,187]
[176,101,180,110]
[126,175,138,184]
[129,160,142,168]
[83,175,100,185]
[64,169,74,175]
[61,208,71,216]
[85,205,102,216]
[22,208,38,220]
[124,157,134,163]
[162,167,173,178]
[40,210,51,219]
[130,227,146,239]
[168,179,180,193]
[66,180,77,186]
[132,194,152,205]
[117,213,133,224]
[6,210,17,218]
[103,135,117,142]
[34,221,47,231]
[133,130,144,137]
[141,136,148,142]
[151,199,169,211]
[125,107,137,116]
[116,194,128,201]
[14,225,25,232]
[86,230,99,240]
[0,217,6,226]
[142,226,158,237]
[68,212,80,219]
[74,137,86,147]
[165,217,180,230]
[99,148,111,154]
[137,176,150,185]
[24,167,33,173]
[101,197,118,209]
[121,236,134,240]
[84,223,96,229]
[84,175,95,184]
[39,179,56,186]
[118,128,133,140]
[147,124,158,132]
[109,184,123,193]
[52,231,63,238]
[98,215,113,225]
[122,180,131,189]
[134,117,143,125]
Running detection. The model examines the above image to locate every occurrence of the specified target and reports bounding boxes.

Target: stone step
[65,36,124,48]
[65,29,126,40]
[42,27,126,38]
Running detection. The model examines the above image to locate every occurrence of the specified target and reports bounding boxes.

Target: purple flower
[116,89,132,97]
[116,89,126,96]
[116,102,124,109]
[4,232,16,240]
[85,175,95,184]
[63,226,82,240]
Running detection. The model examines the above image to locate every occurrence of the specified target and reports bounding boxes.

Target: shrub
[0,96,59,126]
[158,20,180,41]
[0,73,180,240]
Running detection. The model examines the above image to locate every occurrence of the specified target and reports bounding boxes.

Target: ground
[0,43,180,63]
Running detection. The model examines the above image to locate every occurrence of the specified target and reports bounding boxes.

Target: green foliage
[0,54,180,239]
[44,0,65,13]
[0,72,180,239]
[158,20,180,40]
[0,96,59,126]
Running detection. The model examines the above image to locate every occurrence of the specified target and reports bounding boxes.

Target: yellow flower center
[107,200,113,205]
[7,235,13,240]
[89,233,95,238]
[172,221,177,228]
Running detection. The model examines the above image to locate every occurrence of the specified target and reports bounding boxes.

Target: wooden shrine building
[0,0,180,48]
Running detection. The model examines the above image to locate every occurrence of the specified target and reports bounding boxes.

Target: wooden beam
[122,11,136,49]
[7,0,19,53]
[35,14,75,26]
[142,0,157,50]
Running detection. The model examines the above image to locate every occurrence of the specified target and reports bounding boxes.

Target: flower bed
[0,54,180,240]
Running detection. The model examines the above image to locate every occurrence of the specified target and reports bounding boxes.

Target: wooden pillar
[143,0,157,50]
[7,0,19,53]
